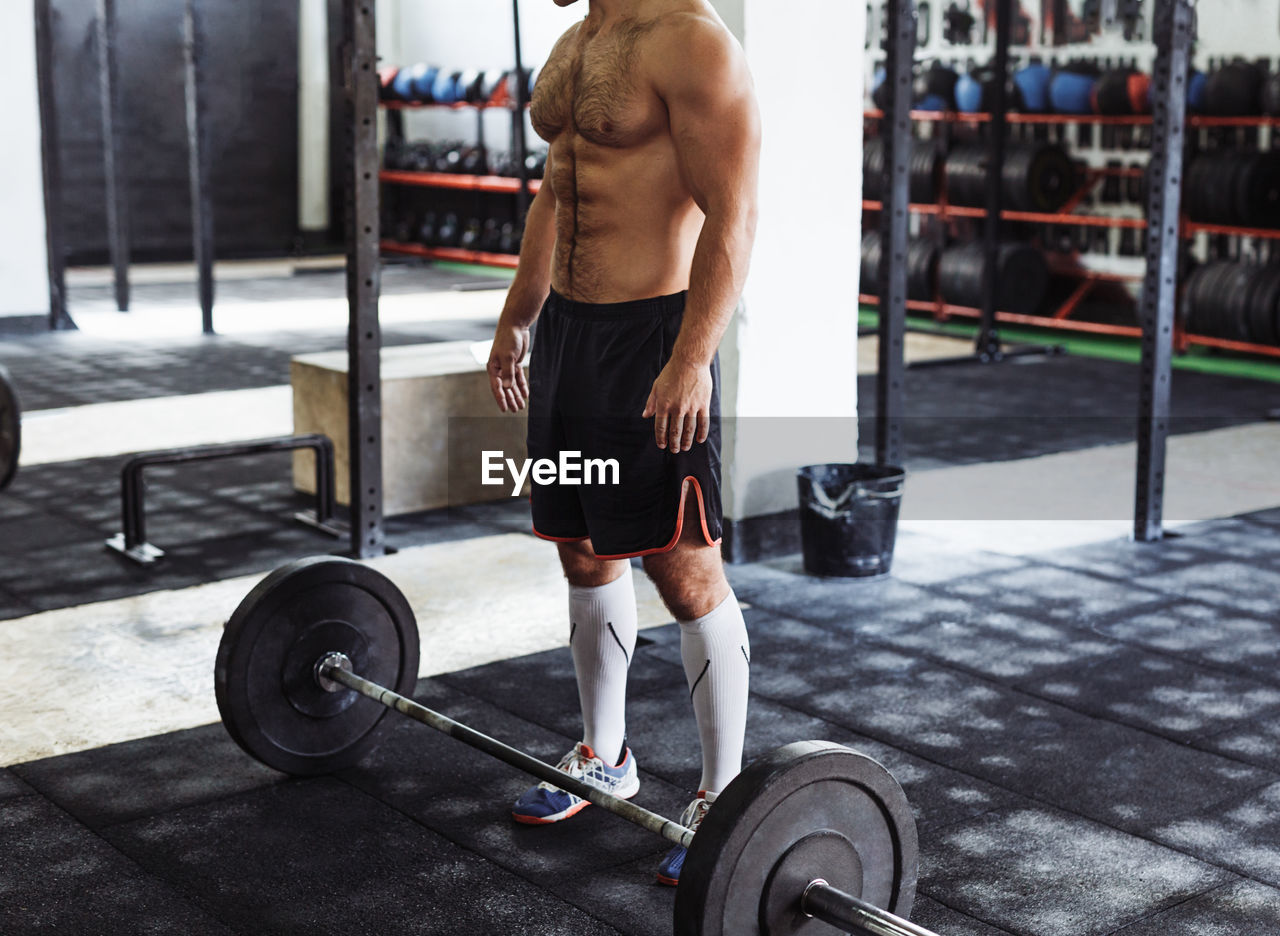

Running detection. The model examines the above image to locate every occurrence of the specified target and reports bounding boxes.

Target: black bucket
[796,463,906,578]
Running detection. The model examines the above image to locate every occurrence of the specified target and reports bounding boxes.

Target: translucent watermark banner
[437,415,1276,525]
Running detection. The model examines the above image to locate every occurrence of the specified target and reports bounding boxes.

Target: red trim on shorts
[590,477,720,560]
[531,528,590,544]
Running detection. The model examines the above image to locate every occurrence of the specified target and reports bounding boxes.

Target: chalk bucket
[797,463,905,578]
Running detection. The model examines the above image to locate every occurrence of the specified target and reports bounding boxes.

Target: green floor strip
[431,261,516,280]
[859,308,1280,384]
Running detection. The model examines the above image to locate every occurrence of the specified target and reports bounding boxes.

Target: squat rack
[872,0,1194,543]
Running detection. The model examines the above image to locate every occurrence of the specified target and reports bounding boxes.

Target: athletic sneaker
[511,742,640,824]
[655,791,716,886]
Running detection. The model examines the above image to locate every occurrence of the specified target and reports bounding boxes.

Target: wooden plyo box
[291,341,529,516]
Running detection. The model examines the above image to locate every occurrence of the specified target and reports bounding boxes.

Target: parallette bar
[321,659,697,849]
[802,881,940,936]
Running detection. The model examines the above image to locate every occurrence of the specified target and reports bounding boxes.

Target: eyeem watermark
[482,451,621,497]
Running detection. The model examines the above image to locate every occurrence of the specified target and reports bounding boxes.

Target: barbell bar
[215,556,935,936]
[802,881,940,936]
[315,651,697,850]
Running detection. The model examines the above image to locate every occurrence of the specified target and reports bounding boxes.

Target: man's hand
[488,322,532,412]
[642,359,712,452]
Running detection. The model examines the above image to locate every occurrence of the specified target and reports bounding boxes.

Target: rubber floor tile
[0,795,236,936]
[923,806,1233,936]
[101,776,625,936]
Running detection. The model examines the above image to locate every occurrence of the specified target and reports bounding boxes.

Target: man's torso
[532,3,717,303]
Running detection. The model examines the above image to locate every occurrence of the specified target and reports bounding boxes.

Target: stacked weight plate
[1183,262,1280,345]
[860,231,941,301]
[1183,152,1280,229]
[863,137,943,204]
[945,142,1075,212]
[938,242,1050,315]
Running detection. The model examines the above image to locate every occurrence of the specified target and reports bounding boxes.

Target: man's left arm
[643,20,761,452]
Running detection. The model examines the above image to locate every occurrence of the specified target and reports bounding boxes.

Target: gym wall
[1,2,51,321]
[47,0,301,265]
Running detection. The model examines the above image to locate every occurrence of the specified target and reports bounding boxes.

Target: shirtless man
[487,0,760,885]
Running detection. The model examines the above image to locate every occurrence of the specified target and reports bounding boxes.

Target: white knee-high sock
[679,591,750,795]
[569,562,638,767]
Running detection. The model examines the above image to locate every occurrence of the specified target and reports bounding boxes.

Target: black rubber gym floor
[857,351,1280,471]
[4,509,1280,935]
[2,270,1279,934]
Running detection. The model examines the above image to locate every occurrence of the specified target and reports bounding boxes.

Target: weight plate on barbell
[215,556,420,776]
[674,741,917,936]
[0,365,20,492]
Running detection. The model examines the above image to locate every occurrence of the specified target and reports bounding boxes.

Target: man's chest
[531,24,664,148]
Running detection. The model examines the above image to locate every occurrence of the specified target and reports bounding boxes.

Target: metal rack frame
[1135,0,1194,542]
[870,0,1197,542]
[36,0,219,330]
[342,0,385,558]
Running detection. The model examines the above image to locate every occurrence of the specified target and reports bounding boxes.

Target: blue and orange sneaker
[511,742,640,824]
[656,791,715,886]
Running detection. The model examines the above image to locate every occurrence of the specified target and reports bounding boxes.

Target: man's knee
[642,539,728,620]
[557,539,628,588]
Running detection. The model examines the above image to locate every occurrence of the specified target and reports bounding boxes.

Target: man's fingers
[696,410,710,445]
[642,387,657,419]
[668,413,684,452]
[679,414,697,453]
[489,368,509,412]
[653,413,669,449]
[515,361,530,400]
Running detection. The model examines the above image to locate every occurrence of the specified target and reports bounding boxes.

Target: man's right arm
[488,148,558,412]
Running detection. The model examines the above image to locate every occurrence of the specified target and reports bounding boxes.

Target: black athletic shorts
[527,288,722,559]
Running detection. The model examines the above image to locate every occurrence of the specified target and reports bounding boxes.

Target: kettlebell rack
[378,0,538,271]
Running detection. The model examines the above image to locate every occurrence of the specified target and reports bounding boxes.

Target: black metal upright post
[184,0,216,335]
[511,0,531,219]
[95,0,130,313]
[34,0,74,330]
[1134,0,1193,543]
[875,0,917,469]
[343,0,385,558]
[977,0,1013,361]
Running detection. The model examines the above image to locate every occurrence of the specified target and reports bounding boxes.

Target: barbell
[0,365,20,492]
[215,557,937,936]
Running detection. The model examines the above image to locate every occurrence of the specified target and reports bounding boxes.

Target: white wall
[1,1,52,319]
[714,0,863,521]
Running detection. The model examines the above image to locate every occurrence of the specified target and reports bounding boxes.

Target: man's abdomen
[549,139,704,303]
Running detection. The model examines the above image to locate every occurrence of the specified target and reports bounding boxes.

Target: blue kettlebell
[955,72,984,112]
[408,64,439,103]
[391,67,416,102]
[1187,69,1208,112]
[871,66,889,110]
[1050,69,1097,114]
[1014,63,1052,112]
[436,70,463,104]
